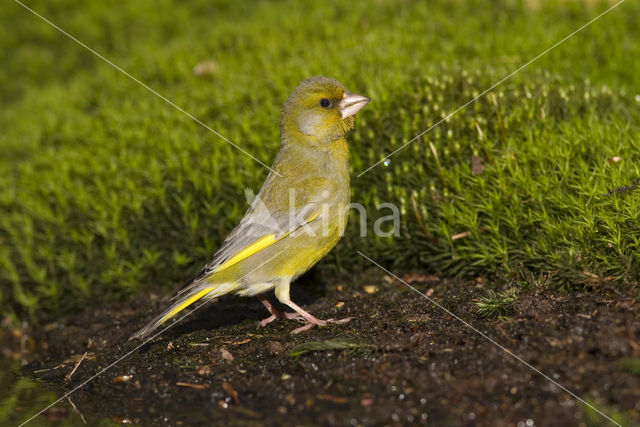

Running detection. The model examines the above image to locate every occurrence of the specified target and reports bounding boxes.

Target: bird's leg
[283,300,352,334]
[273,279,351,333]
[257,296,304,327]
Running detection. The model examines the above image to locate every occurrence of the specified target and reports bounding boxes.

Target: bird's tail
[129,282,236,340]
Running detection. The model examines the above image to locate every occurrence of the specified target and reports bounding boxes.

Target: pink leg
[257,296,304,327]
[282,300,352,334]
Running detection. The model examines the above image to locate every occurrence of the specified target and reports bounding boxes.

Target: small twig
[451,231,471,241]
[489,93,505,144]
[625,317,640,352]
[66,397,87,424]
[33,363,64,374]
[410,194,435,241]
[64,351,87,383]
[316,394,348,404]
[176,381,209,390]
[602,177,640,197]
[222,381,240,404]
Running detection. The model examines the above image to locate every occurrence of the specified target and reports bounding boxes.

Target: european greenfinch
[131,76,369,339]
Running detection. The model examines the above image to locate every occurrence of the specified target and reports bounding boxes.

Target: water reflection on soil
[0,358,109,427]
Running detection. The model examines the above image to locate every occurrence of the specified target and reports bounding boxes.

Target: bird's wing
[173,196,321,299]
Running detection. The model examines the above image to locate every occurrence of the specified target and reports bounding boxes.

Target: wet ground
[5,269,640,426]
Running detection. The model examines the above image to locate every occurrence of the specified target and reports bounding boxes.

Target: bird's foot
[258,311,306,327]
[283,299,352,334]
[258,296,352,333]
[291,316,352,334]
[258,296,305,327]
[258,314,277,327]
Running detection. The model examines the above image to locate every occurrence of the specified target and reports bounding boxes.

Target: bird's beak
[339,92,370,119]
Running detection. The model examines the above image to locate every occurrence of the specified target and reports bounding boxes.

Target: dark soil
[21,270,640,426]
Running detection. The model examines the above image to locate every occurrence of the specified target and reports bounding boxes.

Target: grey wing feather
[173,195,318,299]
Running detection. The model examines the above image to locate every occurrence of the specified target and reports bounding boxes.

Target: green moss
[289,340,377,357]
[615,357,640,376]
[1,0,639,322]
[474,289,518,319]
[581,397,633,427]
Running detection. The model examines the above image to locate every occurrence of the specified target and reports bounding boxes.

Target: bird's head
[281,76,369,146]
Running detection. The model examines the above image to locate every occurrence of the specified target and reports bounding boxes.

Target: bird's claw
[327,317,352,324]
[258,314,277,328]
[290,316,352,334]
[258,311,305,328]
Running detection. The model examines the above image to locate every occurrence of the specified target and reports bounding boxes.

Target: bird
[130,76,369,339]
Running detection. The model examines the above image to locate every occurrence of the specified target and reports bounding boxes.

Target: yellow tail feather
[129,286,214,340]
[160,287,213,323]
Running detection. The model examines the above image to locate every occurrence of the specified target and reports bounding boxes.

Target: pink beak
[339,92,370,119]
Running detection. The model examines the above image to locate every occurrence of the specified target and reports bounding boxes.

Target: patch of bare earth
[22,270,640,426]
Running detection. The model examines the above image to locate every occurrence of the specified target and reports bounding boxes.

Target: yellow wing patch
[306,211,321,223]
[213,233,289,273]
[213,211,321,274]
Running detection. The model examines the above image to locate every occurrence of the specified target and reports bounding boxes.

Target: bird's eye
[319,98,331,108]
